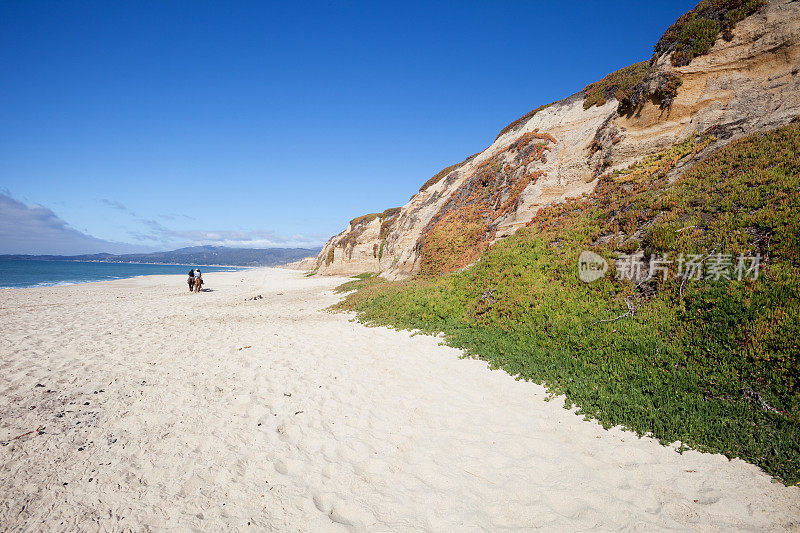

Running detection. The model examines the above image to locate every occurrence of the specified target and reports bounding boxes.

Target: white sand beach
[1,268,798,531]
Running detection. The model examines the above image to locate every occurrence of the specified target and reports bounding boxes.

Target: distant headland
[0,245,321,267]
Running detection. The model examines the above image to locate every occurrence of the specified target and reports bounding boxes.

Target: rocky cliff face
[315,0,800,279]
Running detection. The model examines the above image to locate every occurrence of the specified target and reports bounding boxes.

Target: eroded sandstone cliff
[315,0,800,279]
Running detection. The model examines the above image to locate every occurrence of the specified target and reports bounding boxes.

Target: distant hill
[0,245,321,267]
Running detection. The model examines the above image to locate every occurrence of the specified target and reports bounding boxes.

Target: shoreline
[1,268,797,529]
[0,261,252,291]
[0,257,252,267]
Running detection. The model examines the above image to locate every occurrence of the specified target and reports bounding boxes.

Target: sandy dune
[0,268,798,531]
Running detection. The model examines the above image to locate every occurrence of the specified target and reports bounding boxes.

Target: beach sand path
[1,268,798,531]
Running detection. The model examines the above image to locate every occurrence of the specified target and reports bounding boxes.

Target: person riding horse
[193,270,203,292]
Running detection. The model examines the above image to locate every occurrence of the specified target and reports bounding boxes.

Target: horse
[194,277,203,293]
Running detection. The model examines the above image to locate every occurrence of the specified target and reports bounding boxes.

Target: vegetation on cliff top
[581,0,764,112]
[334,122,800,484]
[489,1,767,142]
[583,62,651,110]
[583,62,683,113]
[495,102,556,141]
[324,207,403,265]
[419,153,480,193]
[348,207,402,229]
[654,0,767,66]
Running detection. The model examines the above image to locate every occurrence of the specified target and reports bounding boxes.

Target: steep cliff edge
[315,0,800,278]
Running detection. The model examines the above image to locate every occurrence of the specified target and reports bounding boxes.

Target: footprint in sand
[327,500,373,532]
[273,458,303,476]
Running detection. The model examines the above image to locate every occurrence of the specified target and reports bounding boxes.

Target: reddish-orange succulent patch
[418,129,556,275]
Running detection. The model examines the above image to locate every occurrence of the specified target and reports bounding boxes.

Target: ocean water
[0,259,244,289]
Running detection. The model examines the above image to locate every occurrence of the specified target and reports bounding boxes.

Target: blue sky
[0,0,697,254]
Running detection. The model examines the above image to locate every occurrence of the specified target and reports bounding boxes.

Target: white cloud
[100,199,128,211]
[0,192,150,255]
[1,192,325,254]
[130,220,327,249]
